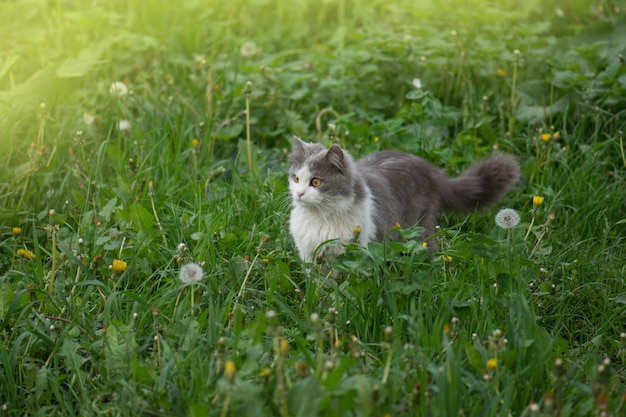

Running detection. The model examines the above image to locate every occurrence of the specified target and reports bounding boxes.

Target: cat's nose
[297,191,304,199]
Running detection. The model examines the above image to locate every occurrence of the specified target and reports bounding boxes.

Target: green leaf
[464,342,484,374]
[105,320,137,377]
[0,282,14,319]
[55,47,104,78]
[129,202,154,233]
[100,197,118,223]
[287,376,323,417]
[59,338,88,389]
[612,294,626,304]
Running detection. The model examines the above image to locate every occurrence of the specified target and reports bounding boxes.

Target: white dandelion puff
[495,208,521,229]
[83,112,95,125]
[109,81,128,97]
[240,41,258,58]
[118,119,131,131]
[179,263,204,285]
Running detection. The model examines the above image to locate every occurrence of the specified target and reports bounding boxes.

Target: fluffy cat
[288,136,520,262]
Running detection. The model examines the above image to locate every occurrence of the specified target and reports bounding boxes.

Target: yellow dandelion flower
[394,222,401,230]
[487,358,498,370]
[279,337,289,354]
[422,241,428,248]
[541,133,552,142]
[443,323,451,335]
[442,255,452,265]
[12,227,22,237]
[553,131,561,140]
[353,225,361,234]
[224,360,236,382]
[112,259,127,274]
[192,138,199,147]
[532,195,545,208]
[260,368,271,379]
[496,68,506,78]
[17,248,36,260]
[374,136,380,143]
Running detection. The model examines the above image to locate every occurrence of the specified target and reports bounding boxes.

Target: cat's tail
[442,154,520,213]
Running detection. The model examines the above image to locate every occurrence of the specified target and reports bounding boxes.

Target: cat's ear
[290,136,308,161]
[325,145,345,172]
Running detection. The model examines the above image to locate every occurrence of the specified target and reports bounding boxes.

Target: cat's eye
[293,175,300,183]
[310,178,322,187]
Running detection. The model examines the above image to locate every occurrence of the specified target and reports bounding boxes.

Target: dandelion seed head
[83,113,95,125]
[495,208,520,229]
[240,41,258,58]
[118,119,131,132]
[109,81,128,97]
[179,263,204,285]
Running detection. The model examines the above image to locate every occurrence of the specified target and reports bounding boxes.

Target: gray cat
[288,136,520,262]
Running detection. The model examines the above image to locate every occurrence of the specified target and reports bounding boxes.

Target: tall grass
[1,0,626,416]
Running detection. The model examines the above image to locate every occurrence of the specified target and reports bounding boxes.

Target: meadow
[1,0,626,415]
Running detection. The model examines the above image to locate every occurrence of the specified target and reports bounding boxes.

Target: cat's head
[288,136,354,209]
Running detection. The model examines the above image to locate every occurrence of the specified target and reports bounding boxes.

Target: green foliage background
[1,0,626,416]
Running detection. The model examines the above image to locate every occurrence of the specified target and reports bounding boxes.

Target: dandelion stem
[524,214,536,241]
[315,108,341,142]
[619,131,626,170]
[381,348,393,384]
[508,53,519,138]
[219,389,232,417]
[48,222,57,298]
[148,181,167,246]
[189,284,195,312]
[245,82,253,174]
[237,252,260,300]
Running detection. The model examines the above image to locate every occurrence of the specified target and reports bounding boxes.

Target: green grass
[1,0,626,416]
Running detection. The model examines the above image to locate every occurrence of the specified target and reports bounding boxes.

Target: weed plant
[1,0,626,416]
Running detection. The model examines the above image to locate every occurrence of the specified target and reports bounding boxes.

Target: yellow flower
[279,337,289,354]
[443,323,451,335]
[112,259,127,274]
[553,131,561,140]
[422,241,428,248]
[353,225,361,234]
[17,248,36,260]
[224,360,236,382]
[12,227,22,237]
[394,222,401,230]
[442,255,452,265]
[373,136,380,143]
[541,133,552,142]
[487,358,498,370]
[192,138,199,147]
[496,68,506,78]
[260,368,271,379]
[532,195,545,208]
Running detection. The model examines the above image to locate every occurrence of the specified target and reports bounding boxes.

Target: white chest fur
[289,166,376,262]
